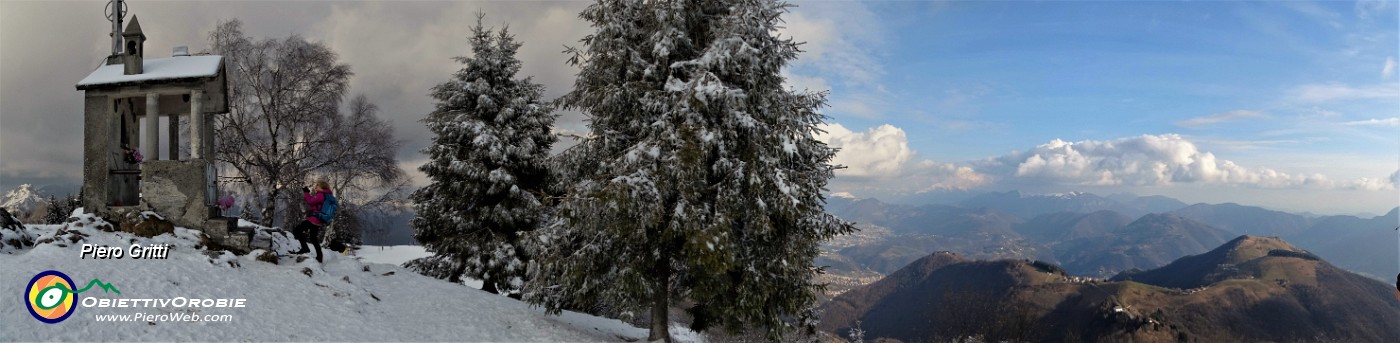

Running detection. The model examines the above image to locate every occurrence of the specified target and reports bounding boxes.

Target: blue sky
[1,0,1396,215]
[789,1,1399,214]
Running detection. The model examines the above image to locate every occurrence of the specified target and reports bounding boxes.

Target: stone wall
[81,95,112,213]
[139,159,211,228]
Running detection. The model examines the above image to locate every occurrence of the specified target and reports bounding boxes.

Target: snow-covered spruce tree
[527,0,854,341]
[43,195,65,224]
[65,192,81,217]
[409,14,556,295]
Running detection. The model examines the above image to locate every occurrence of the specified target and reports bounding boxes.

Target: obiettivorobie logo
[25,270,121,324]
[24,270,249,325]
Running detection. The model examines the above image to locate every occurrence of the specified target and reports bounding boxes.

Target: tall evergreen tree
[43,195,65,224]
[409,14,556,295]
[527,0,854,341]
[66,191,81,216]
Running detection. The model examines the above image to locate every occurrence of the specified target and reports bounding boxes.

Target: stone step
[201,216,250,254]
[224,233,250,254]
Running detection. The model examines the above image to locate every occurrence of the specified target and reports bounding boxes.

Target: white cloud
[1348,177,1395,192]
[1342,117,1400,127]
[1290,83,1400,102]
[977,134,1370,189]
[780,12,838,66]
[1383,56,1396,80]
[1336,167,1399,192]
[1175,110,1266,128]
[817,123,988,194]
[820,125,1397,201]
[816,123,913,177]
[909,161,988,192]
[1303,107,1342,118]
[827,94,883,119]
[310,2,589,150]
[779,6,883,89]
[778,2,887,119]
[781,70,830,94]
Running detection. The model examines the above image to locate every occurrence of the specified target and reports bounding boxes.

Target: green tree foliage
[527,0,854,340]
[409,14,557,295]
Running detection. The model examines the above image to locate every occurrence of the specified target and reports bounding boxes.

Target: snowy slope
[0,215,682,342]
[353,245,484,289]
[355,245,431,266]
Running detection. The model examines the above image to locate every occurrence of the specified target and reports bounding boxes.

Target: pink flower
[217,195,235,210]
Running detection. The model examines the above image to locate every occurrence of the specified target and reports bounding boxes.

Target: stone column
[202,107,213,159]
[190,90,203,159]
[168,113,178,160]
[145,93,159,161]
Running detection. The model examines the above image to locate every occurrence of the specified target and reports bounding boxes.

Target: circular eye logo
[26,270,77,324]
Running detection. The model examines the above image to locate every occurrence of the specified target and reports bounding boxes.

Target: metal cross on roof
[105,0,128,56]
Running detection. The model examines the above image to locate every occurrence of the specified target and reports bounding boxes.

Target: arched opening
[126,40,137,56]
[109,97,140,207]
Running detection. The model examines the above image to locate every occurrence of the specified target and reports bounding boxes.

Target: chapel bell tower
[122,15,145,75]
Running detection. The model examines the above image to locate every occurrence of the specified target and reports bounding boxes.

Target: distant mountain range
[822,198,1049,276]
[959,190,1188,219]
[824,194,1233,279]
[1170,202,1313,237]
[821,236,1400,342]
[1172,203,1399,280]
[821,191,1400,288]
[1287,207,1399,280]
[1052,213,1233,277]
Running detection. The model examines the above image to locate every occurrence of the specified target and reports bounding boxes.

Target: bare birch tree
[207,19,403,227]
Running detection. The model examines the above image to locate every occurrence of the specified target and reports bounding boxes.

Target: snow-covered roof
[76,55,223,89]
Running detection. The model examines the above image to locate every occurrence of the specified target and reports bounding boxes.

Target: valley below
[812,191,1400,342]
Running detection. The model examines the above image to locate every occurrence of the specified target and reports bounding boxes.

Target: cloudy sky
[1,0,1397,215]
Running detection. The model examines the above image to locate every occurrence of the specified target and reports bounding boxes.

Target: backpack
[317,193,337,225]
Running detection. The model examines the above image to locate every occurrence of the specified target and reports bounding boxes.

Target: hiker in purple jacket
[291,180,333,262]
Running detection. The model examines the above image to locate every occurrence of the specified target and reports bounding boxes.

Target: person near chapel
[292,180,335,263]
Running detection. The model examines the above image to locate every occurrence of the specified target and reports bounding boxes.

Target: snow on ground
[355,245,431,266]
[351,245,703,342]
[355,245,484,289]
[1,215,702,342]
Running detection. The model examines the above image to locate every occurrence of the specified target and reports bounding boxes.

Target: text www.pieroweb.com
[83,297,246,323]
[94,312,234,322]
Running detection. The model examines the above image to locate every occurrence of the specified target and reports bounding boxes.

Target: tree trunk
[481,279,500,294]
[448,257,467,284]
[261,187,281,227]
[648,251,673,342]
